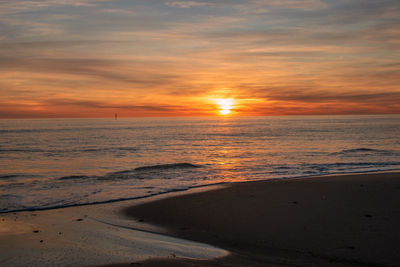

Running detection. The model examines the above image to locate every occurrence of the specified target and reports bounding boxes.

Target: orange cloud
[0,0,399,118]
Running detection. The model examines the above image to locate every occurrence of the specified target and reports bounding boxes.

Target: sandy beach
[2,0,400,264]
[126,172,400,266]
[1,172,400,266]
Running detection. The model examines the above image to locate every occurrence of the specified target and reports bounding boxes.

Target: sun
[216,98,234,115]
[219,109,231,115]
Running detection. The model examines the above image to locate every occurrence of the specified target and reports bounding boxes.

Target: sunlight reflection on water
[1,115,400,212]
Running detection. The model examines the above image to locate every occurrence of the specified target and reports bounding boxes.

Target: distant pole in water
[115,113,118,120]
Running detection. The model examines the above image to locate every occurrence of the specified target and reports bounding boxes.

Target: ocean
[1,115,399,213]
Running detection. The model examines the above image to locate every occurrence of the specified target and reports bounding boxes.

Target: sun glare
[220,109,231,115]
[216,98,234,115]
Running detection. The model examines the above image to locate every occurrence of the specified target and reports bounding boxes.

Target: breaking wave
[2,115,400,214]
[58,163,201,181]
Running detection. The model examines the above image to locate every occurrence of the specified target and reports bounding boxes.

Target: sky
[1,0,399,118]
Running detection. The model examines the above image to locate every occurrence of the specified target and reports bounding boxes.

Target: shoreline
[1,171,400,266]
[3,169,400,215]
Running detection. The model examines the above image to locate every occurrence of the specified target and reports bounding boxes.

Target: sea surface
[1,115,399,213]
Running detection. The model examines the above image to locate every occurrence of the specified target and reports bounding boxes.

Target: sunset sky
[1,0,399,118]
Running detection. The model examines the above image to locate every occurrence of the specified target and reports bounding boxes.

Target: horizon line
[1,113,399,120]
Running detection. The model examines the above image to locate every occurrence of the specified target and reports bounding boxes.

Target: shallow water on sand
[0,201,228,267]
[1,115,400,212]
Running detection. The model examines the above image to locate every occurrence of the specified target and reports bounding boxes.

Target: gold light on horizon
[216,98,234,115]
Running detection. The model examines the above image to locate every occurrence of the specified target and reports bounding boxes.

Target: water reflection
[1,115,400,212]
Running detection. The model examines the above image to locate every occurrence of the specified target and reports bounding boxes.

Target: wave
[0,148,44,153]
[113,147,138,152]
[58,163,201,181]
[79,147,138,152]
[268,162,400,176]
[303,162,400,174]
[134,163,200,171]
[307,161,400,167]
[331,148,396,156]
[0,174,37,180]
[0,174,22,179]
[0,146,137,154]
[0,127,120,134]
[59,175,92,180]
[0,181,227,214]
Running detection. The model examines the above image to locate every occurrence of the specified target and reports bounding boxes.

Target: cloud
[249,0,328,10]
[1,0,399,117]
[264,90,400,105]
[0,0,109,14]
[100,8,134,15]
[0,98,212,118]
[0,40,128,50]
[0,57,177,87]
[165,1,212,9]
[44,98,184,111]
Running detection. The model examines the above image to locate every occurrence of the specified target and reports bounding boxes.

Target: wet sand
[124,172,400,266]
[0,193,227,266]
[1,172,400,266]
